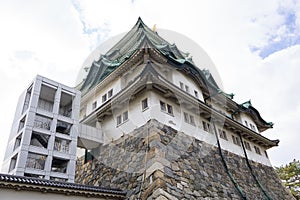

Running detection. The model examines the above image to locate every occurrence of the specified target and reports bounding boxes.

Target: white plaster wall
[148,92,180,130]
[101,90,152,142]
[240,113,259,133]
[171,69,204,101]
[85,78,122,117]
[217,129,271,166]
[101,115,119,143]
[100,90,182,142]
[98,89,271,166]
[0,189,110,200]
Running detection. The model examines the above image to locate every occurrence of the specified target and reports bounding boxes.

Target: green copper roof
[241,100,252,109]
[80,17,193,94]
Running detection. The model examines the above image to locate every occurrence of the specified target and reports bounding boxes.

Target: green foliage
[275,159,300,199]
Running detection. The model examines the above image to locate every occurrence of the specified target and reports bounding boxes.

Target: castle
[1,18,294,199]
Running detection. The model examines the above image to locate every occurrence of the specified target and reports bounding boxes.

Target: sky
[0,0,299,167]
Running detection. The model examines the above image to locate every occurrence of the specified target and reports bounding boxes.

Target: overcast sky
[0,0,299,167]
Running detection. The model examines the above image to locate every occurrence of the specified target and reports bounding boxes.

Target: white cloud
[250,45,300,166]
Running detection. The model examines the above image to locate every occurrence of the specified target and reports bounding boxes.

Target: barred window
[142,98,148,110]
[244,141,251,151]
[254,146,261,155]
[116,111,129,126]
[218,129,227,140]
[232,135,241,146]
[160,101,173,115]
[102,94,107,103]
[108,89,113,98]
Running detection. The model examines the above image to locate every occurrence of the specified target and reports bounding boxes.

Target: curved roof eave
[239,101,273,131]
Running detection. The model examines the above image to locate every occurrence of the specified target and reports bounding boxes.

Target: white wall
[171,69,204,101]
[216,128,271,166]
[101,90,152,142]
[85,78,121,117]
[97,89,271,166]
[240,113,259,133]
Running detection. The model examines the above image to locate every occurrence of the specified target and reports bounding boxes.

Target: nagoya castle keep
[1,18,294,199]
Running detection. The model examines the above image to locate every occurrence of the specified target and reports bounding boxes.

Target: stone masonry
[75,119,294,199]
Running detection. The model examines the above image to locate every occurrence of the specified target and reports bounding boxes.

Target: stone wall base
[75,119,294,200]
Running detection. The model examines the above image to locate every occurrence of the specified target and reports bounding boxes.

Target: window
[92,101,97,110]
[18,116,26,132]
[179,82,190,93]
[123,111,128,121]
[184,112,189,123]
[22,85,32,114]
[254,146,261,155]
[54,138,70,153]
[160,101,166,112]
[250,124,256,132]
[160,101,173,115]
[167,104,173,115]
[194,90,198,98]
[56,120,72,135]
[244,141,251,151]
[142,98,148,110]
[202,121,213,133]
[244,121,248,127]
[184,112,195,126]
[232,135,241,146]
[14,134,22,150]
[117,115,122,125]
[59,92,73,118]
[34,114,52,130]
[26,153,46,170]
[51,158,68,173]
[180,82,184,90]
[252,125,256,132]
[185,85,189,93]
[108,89,113,98]
[102,94,107,103]
[117,111,129,126]
[38,84,56,112]
[9,154,18,172]
[30,132,49,148]
[101,89,113,103]
[202,121,208,132]
[218,129,227,140]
